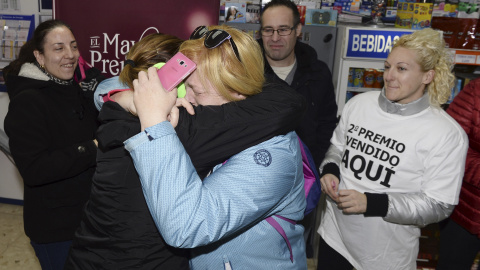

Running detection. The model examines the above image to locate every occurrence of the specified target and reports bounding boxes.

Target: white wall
[0,0,49,201]
[0,93,23,201]
[0,0,51,26]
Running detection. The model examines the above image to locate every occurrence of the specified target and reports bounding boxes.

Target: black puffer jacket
[65,101,190,269]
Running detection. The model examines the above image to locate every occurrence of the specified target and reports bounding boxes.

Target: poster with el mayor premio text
[54,0,221,78]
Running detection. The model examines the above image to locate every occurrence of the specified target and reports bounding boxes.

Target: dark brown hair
[261,0,301,27]
[119,33,184,90]
[3,20,74,80]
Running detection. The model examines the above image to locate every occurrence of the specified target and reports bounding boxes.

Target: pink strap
[77,56,87,81]
[265,215,296,262]
[224,159,296,262]
[102,89,131,103]
[298,138,314,196]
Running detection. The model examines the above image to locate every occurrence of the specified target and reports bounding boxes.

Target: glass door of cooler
[336,60,385,116]
[346,66,384,101]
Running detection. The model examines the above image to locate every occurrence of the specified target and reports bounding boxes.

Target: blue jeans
[30,240,72,270]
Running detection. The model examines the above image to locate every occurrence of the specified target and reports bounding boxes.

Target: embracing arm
[95,75,306,156]
[100,72,307,178]
[178,75,306,176]
[126,124,300,248]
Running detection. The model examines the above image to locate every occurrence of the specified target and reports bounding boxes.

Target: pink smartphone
[157,52,196,92]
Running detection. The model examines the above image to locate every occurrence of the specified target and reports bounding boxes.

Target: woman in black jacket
[3,20,99,270]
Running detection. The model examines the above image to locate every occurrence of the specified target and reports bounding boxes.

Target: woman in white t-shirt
[316,28,469,270]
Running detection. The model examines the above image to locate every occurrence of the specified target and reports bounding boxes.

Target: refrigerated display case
[332,24,414,117]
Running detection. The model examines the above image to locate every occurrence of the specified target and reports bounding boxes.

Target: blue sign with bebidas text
[345,28,414,59]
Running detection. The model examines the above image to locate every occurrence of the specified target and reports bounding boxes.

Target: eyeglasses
[189,25,241,62]
[260,27,295,37]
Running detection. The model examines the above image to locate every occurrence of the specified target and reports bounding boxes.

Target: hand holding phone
[156,52,196,92]
[133,67,179,131]
[153,62,187,98]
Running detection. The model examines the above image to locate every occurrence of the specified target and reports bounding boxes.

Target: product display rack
[452,49,480,66]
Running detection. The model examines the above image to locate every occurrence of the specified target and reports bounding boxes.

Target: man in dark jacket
[259,0,337,171]
[259,0,338,257]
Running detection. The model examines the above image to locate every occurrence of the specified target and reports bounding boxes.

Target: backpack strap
[297,137,321,215]
[265,215,296,262]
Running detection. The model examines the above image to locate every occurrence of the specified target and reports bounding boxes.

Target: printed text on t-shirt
[343,124,407,188]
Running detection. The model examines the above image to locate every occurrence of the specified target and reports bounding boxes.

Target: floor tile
[0,213,24,255]
[0,241,40,270]
[0,204,22,216]
[0,203,41,269]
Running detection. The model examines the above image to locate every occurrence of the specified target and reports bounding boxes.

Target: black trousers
[437,218,480,270]
[317,235,354,270]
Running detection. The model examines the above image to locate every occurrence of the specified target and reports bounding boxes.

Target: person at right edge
[317,28,468,270]
[258,0,338,256]
[437,77,480,270]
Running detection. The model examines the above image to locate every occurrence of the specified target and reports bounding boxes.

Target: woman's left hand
[133,67,178,131]
[336,190,367,214]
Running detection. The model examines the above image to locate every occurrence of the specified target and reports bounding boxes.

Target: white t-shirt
[271,63,295,81]
[318,91,468,270]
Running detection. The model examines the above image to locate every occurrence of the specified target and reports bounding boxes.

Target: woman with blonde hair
[316,28,468,270]
[121,24,308,269]
[391,28,455,107]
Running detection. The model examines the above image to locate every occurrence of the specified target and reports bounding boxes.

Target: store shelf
[451,49,480,66]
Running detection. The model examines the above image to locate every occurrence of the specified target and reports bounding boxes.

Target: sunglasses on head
[189,26,241,62]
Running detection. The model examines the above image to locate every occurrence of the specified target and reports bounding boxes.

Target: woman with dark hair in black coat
[4,20,101,270]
